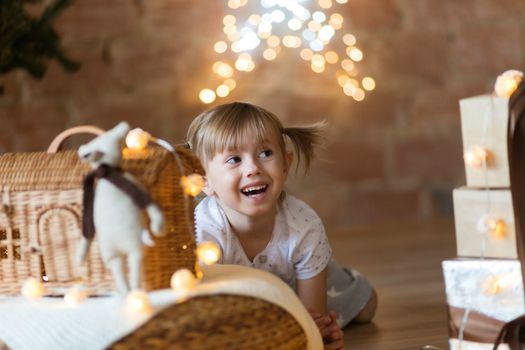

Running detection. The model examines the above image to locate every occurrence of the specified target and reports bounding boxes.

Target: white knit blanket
[0,264,322,350]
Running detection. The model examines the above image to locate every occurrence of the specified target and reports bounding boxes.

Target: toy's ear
[113,121,130,138]
[202,176,215,196]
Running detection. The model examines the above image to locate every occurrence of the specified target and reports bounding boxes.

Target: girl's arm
[296,267,327,314]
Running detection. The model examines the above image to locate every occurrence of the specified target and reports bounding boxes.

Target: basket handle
[47,125,106,153]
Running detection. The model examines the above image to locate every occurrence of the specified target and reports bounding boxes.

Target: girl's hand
[310,310,345,350]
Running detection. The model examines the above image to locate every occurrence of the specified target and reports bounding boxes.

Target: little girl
[187,102,377,349]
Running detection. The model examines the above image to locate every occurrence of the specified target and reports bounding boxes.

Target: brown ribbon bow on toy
[82,164,154,240]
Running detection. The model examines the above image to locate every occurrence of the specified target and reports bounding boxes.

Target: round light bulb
[171,268,197,293]
[482,274,513,295]
[464,145,489,168]
[180,174,205,197]
[126,290,152,313]
[22,277,45,300]
[64,285,88,306]
[199,89,216,104]
[196,241,221,265]
[494,70,523,97]
[126,128,150,151]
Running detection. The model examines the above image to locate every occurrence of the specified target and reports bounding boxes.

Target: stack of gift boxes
[444,83,525,349]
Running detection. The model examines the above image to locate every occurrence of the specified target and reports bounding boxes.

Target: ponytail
[282,121,325,172]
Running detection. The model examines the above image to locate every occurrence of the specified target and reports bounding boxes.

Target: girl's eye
[259,150,273,158]
[226,156,241,164]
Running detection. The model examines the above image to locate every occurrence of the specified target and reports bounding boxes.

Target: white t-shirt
[195,194,332,289]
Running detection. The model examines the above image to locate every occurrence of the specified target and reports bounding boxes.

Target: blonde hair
[186,102,323,172]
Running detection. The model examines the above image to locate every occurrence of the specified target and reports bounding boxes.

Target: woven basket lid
[0,148,176,192]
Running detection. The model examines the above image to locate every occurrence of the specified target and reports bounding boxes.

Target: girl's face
[203,130,291,219]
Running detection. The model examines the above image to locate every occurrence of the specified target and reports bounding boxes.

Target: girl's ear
[202,176,215,196]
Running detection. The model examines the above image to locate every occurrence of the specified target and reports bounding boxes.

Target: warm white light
[64,285,88,306]
[309,39,324,52]
[362,77,376,91]
[126,290,152,313]
[216,84,230,97]
[343,33,356,46]
[258,21,272,34]
[214,41,228,54]
[213,62,234,78]
[311,54,325,68]
[224,78,236,90]
[318,25,335,42]
[312,11,327,23]
[223,15,236,26]
[336,0,348,3]
[22,278,45,300]
[271,9,286,23]
[348,47,363,61]
[482,274,515,295]
[283,35,302,48]
[325,51,339,64]
[267,35,281,47]
[464,145,489,168]
[263,48,278,60]
[343,81,357,96]
[248,14,261,25]
[353,88,365,101]
[223,24,237,36]
[494,70,523,97]
[329,13,343,29]
[337,74,350,87]
[199,89,216,104]
[196,241,221,265]
[302,29,316,41]
[311,63,325,73]
[318,0,333,9]
[126,128,150,151]
[308,20,322,32]
[341,59,354,72]
[288,18,303,31]
[238,31,261,51]
[180,174,205,197]
[171,268,197,293]
[300,48,313,61]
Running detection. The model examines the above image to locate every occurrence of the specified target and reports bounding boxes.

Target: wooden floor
[329,218,456,350]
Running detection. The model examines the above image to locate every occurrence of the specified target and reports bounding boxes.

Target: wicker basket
[0,126,202,296]
[109,294,308,350]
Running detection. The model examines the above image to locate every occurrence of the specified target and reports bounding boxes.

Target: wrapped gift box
[460,95,509,188]
[453,187,517,259]
[443,259,524,350]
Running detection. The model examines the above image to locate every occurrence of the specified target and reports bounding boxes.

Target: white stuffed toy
[77,121,165,294]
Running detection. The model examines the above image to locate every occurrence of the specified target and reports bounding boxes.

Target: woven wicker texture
[109,294,307,350]
[0,145,203,296]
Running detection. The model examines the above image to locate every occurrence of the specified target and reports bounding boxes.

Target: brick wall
[1,0,525,230]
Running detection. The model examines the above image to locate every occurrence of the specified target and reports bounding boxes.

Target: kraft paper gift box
[460,95,509,188]
[443,259,524,350]
[453,187,517,259]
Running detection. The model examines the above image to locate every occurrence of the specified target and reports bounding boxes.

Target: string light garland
[199,0,375,103]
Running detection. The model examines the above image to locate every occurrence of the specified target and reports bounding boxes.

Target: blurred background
[1,0,524,231]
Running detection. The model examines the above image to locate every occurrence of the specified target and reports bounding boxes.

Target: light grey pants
[326,259,373,328]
